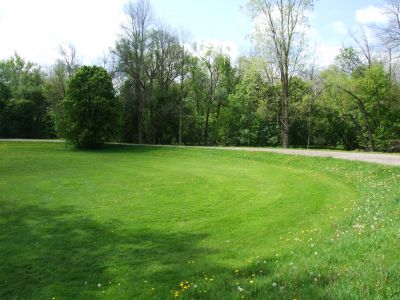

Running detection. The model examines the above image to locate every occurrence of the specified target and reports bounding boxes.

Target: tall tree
[374,0,400,82]
[221,58,267,146]
[146,27,182,143]
[351,27,374,68]
[115,0,153,143]
[248,0,314,148]
[58,44,79,77]
[199,47,230,145]
[178,30,191,145]
[377,0,400,49]
[185,56,208,144]
[305,52,326,149]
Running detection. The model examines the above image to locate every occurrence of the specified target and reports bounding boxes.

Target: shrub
[61,66,120,149]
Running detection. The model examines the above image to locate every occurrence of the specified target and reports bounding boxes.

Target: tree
[0,54,52,138]
[45,45,81,138]
[178,29,191,145]
[61,66,120,149]
[199,47,231,145]
[351,26,374,68]
[45,61,70,137]
[221,58,267,146]
[248,0,314,148]
[145,27,183,144]
[115,0,153,144]
[58,44,79,77]
[335,47,363,75]
[324,55,393,151]
[373,0,400,82]
[185,56,209,144]
[376,0,400,49]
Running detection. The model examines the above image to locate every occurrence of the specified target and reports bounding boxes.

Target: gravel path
[206,146,400,166]
[1,139,399,167]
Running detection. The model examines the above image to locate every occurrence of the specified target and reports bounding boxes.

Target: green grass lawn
[0,142,399,299]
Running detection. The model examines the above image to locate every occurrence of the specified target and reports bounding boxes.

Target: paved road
[1,139,400,166]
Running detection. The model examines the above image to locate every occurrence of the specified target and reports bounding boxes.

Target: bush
[61,66,120,149]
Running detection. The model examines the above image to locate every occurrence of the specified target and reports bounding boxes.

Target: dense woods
[0,0,399,151]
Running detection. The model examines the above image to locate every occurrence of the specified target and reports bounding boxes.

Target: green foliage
[335,47,363,75]
[221,63,268,145]
[61,66,120,149]
[1,16,400,152]
[44,61,70,138]
[0,54,53,138]
[320,63,399,151]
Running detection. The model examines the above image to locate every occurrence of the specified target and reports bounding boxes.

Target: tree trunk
[204,108,210,145]
[135,80,143,144]
[179,96,183,145]
[282,81,290,149]
[338,86,374,151]
[137,109,143,144]
[179,72,184,145]
[307,100,312,149]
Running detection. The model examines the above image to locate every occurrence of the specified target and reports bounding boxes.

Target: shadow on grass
[69,143,166,155]
[0,201,213,299]
[0,198,341,299]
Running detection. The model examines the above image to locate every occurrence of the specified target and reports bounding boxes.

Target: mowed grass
[0,142,399,300]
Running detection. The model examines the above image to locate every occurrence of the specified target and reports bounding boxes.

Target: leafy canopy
[62,66,120,149]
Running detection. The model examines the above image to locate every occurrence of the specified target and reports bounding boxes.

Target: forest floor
[1,139,399,166]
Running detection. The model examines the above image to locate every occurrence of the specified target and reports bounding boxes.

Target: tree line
[0,0,399,151]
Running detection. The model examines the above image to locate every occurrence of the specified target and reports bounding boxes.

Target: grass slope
[0,142,399,299]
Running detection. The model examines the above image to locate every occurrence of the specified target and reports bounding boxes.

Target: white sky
[0,0,390,67]
[0,0,126,65]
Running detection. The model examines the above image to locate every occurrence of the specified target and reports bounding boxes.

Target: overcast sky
[0,0,389,67]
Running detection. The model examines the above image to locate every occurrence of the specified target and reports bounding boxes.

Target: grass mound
[0,142,399,299]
